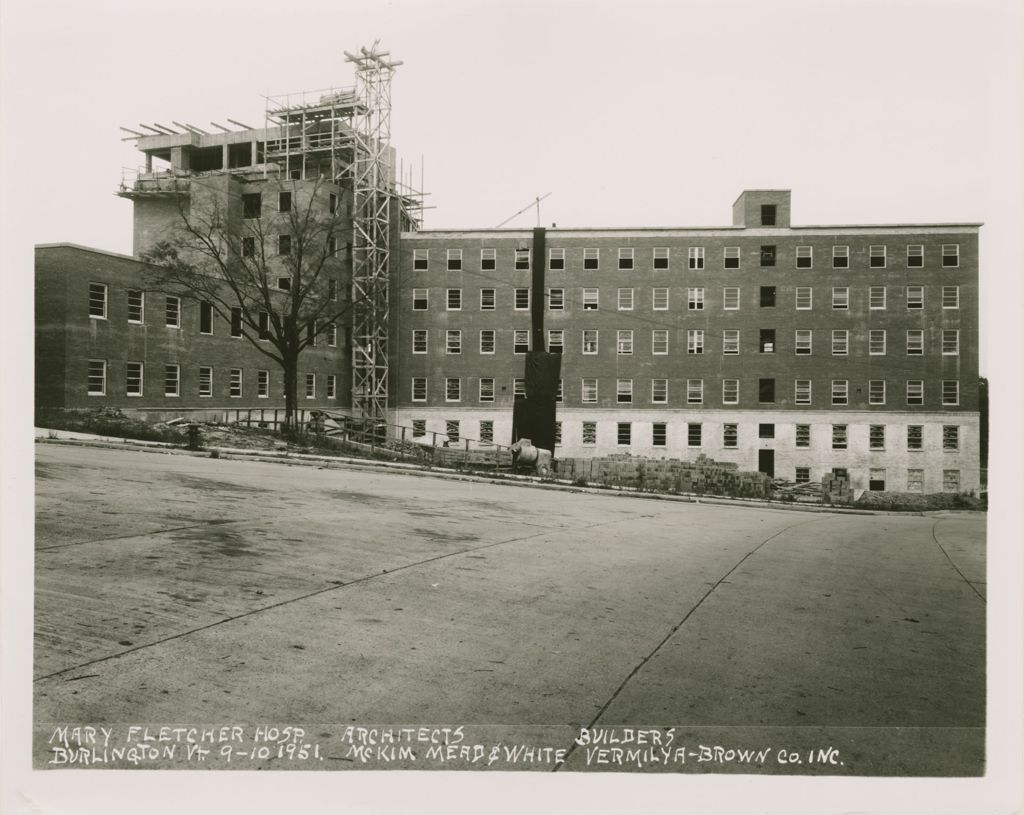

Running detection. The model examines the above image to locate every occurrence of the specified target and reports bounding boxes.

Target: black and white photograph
[2,1,1022,813]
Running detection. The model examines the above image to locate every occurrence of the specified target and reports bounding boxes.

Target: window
[124,362,143,396]
[164,364,179,397]
[723,287,740,310]
[723,424,738,448]
[760,286,776,307]
[127,290,144,323]
[942,380,960,406]
[907,245,923,267]
[795,467,811,484]
[869,286,886,310]
[582,421,597,445]
[618,288,634,310]
[548,288,565,310]
[278,234,291,256]
[165,296,180,328]
[514,330,530,354]
[477,288,496,311]
[653,288,669,310]
[796,246,812,268]
[653,423,667,446]
[582,379,598,403]
[652,330,669,355]
[942,286,960,309]
[556,380,563,404]
[651,379,668,403]
[832,287,849,310]
[327,323,337,347]
[795,379,812,405]
[412,377,427,402]
[869,330,886,355]
[907,469,924,493]
[687,423,702,447]
[199,301,214,334]
[278,191,291,213]
[328,192,338,214]
[583,248,599,270]
[724,246,740,269]
[795,287,812,310]
[446,330,462,355]
[413,288,428,310]
[410,419,426,438]
[869,380,886,405]
[942,244,959,268]
[617,423,632,445]
[227,368,241,398]
[513,378,526,400]
[759,423,775,439]
[869,424,885,451]
[722,330,740,355]
[258,310,270,340]
[832,425,848,450]
[688,247,705,270]
[687,379,703,405]
[795,330,812,355]
[447,288,462,310]
[446,420,460,443]
[548,248,565,271]
[582,330,598,354]
[199,367,213,398]
[943,425,960,450]
[582,288,599,310]
[617,379,633,404]
[760,245,776,267]
[795,424,810,448]
[514,288,530,310]
[413,249,429,271]
[869,245,886,268]
[759,329,775,353]
[242,193,261,219]
[277,276,292,292]
[480,249,496,271]
[480,421,494,444]
[687,329,704,354]
[241,236,256,258]
[761,204,777,226]
[447,248,462,271]
[906,286,924,310]
[907,425,923,450]
[759,378,775,403]
[548,329,564,353]
[943,470,961,493]
[722,379,739,404]
[906,380,924,406]
[832,330,849,356]
[832,246,849,268]
[479,378,495,403]
[257,370,269,398]
[328,279,338,300]
[906,330,924,355]
[653,247,669,270]
[445,378,461,402]
[515,249,530,270]
[688,288,705,310]
[869,468,886,491]
[832,380,849,406]
[618,248,634,270]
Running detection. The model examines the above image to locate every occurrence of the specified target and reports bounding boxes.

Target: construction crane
[495,192,551,228]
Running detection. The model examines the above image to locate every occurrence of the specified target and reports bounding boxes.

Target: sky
[2,1,1022,813]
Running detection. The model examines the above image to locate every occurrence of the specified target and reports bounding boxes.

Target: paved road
[33,443,986,774]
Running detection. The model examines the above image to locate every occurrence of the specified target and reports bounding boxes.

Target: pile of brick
[557,454,772,498]
[821,473,853,504]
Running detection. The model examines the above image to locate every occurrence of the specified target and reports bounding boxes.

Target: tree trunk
[282,356,299,433]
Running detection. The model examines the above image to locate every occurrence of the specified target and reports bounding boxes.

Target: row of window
[411,327,962,357]
[410,285,961,312]
[86,361,335,399]
[410,377,962,407]
[415,244,963,272]
[240,190,341,219]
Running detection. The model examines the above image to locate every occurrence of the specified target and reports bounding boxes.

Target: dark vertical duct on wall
[531,227,546,352]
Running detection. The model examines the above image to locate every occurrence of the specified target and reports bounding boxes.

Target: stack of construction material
[557,454,771,498]
[821,473,853,504]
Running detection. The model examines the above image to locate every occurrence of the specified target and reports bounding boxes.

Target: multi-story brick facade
[391,190,981,493]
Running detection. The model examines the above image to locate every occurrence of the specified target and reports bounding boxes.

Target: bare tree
[142,176,353,432]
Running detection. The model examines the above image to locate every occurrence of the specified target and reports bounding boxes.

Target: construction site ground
[33,442,985,775]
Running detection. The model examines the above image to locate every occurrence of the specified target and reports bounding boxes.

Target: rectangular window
[943,470,960,493]
[759,378,775,403]
[199,301,214,334]
[761,204,777,226]
[688,247,705,270]
[760,245,776,267]
[447,248,462,271]
[832,424,848,450]
[447,288,462,310]
[446,420,460,443]
[257,370,269,398]
[832,287,849,310]
[795,329,812,355]
[480,421,494,444]
[652,330,669,355]
[127,290,144,323]
[869,329,886,355]
[687,288,705,310]
[907,244,924,267]
[548,329,564,354]
[480,248,495,270]
[795,424,810,448]
[759,423,775,439]
[513,378,526,400]
[413,249,429,270]
[651,379,668,403]
[687,379,703,405]
[618,288,634,310]
[446,330,462,355]
[907,425,924,450]
[907,469,924,493]
[759,329,776,353]
[277,276,292,292]
[832,246,849,268]
[617,422,632,445]
[328,192,338,214]
[653,422,667,447]
[832,330,849,356]
[906,286,924,310]
[723,287,740,310]
[869,380,886,405]
[326,323,337,347]
[479,378,495,403]
[906,380,924,406]
[942,244,959,268]
[582,288,599,310]
[869,245,886,268]
[548,288,565,310]
[723,424,738,448]
[618,248,634,270]
[687,329,704,355]
[582,329,598,354]
[795,287,812,310]
[795,379,812,405]
[199,367,213,398]
[760,286,776,307]
[445,378,461,402]
[328,279,338,301]
[258,311,270,340]
[722,379,739,405]
[687,423,702,447]
[724,246,740,269]
[942,380,960,406]
[869,286,886,310]
[795,467,811,484]
[653,288,669,310]
[478,288,496,311]
[906,330,924,355]
[583,248,599,270]
[413,288,428,310]
[549,248,565,271]
[514,330,530,354]
[556,380,563,404]
[869,424,885,451]
[412,377,427,402]
[241,236,256,258]
[943,425,960,450]
[165,296,181,328]
[617,379,633,404]
[942,286,960,309]
[126,362,143,396]
[831,380,849,406]
[514,288,530,310]
[653,247,669,270]
[796,246,812,268]
[722,329,740,355]
[278,191,291,213]
[164,364,179,397]
[582,379,598,403]
[869,468,887,491]
[411,419,426,438]
[278,234,291,256]
[582,421,597,445]
[242,193,261,219]
[228,368,242,398]
[515,249,531,270]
